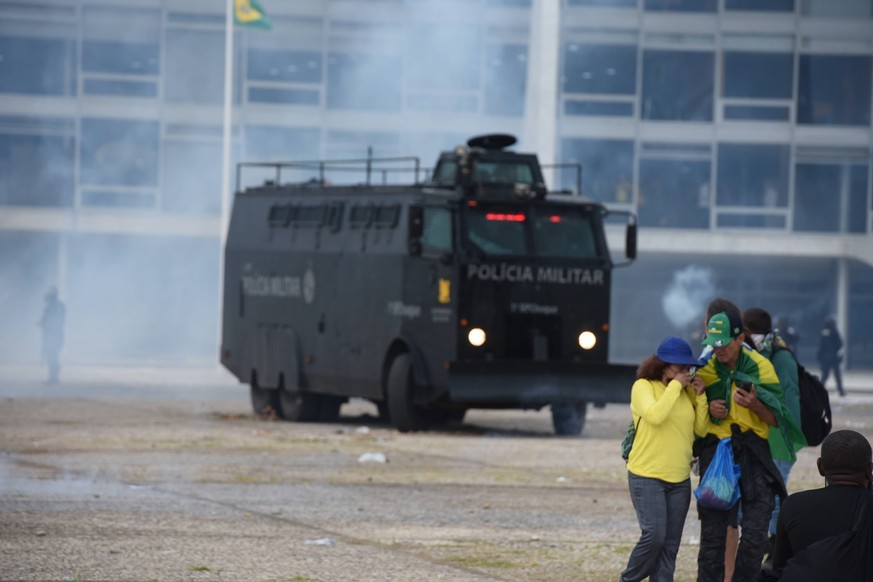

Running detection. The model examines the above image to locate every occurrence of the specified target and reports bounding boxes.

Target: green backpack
[621,417,640,462]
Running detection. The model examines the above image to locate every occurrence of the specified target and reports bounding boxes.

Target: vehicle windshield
[472,161,535,184]
[463,203,600,258]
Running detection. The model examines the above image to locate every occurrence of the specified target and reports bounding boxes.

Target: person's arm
[692,390,711,437]
[630,378,682,426]
[734,383,778,426]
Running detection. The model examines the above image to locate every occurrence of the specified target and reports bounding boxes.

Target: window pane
[80,119,159,187]
[406,25,480,91]
[724,105,791,121]
[483,43,527,116]
[565,101,634,116]
[848,165,869,233]
[464,203,528,256]
[794,163,869,233]
[82,189,155,208]
[245,126,321,160]
[0,36,75,96]
[83,40,159,75]
[801,0,873,17]
[408,93,478,112]
[163,140,222,214]
[421,207,452,251]
[83,79,158,97]
[717,144,790,207]
[561,138,634,203]
[531,206,598,258]
[717,213,786,228]
[568,0,637,5]
[247,49,322,83]
[165,30,226,104]
[563,44,637,95]
[487,0,531,5]
[798,55,872,126]
[642,50,714,121]
[327,52,402,111]
[638,159,711,229]
[0,131,74,207]
[727,0,794,10]
[723,52,793,99]
[645,0,716,11]
[248,87,319,105]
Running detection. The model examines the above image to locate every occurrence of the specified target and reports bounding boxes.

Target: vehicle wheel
[376,401,391,424]
[551,402,587,436]
[387,353,427,432]
[277,385,321,422]
[250,378,279,417]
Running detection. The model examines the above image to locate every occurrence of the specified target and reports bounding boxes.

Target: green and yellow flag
[235,0,271,30]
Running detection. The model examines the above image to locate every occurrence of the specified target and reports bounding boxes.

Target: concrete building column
[836,257,849,368]
[522,0,560,187]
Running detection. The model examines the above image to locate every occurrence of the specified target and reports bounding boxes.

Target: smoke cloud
[661,265,716,330]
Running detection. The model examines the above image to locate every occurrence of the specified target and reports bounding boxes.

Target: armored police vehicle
[220,134,637,435]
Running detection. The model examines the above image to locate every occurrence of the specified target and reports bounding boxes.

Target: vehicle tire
[376,401,391,424]
[551,402,587,436]
[277,385,321,422]
[387,353,427,432]
[250,377,279,417]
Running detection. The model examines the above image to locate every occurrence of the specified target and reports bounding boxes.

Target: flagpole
[218,0,234,360]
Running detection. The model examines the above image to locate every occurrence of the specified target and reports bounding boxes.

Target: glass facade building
[0,0,871,369]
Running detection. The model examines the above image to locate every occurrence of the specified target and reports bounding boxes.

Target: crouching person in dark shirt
[770,429,873,581]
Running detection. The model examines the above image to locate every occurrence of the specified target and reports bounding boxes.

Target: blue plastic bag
[694,437,740,510]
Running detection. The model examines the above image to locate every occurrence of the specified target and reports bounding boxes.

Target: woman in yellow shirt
[621,336,710,582]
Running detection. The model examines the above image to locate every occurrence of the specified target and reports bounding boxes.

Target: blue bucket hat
[656,336,700,366]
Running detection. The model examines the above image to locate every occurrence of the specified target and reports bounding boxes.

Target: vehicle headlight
[578,331,597,350]
[468,328,486,347]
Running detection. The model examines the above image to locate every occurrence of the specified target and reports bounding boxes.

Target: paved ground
[1,364,871,582]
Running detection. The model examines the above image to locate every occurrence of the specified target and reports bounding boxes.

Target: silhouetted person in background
[817,316,845,397]
[773,315,799,354]
[39,286,65,384]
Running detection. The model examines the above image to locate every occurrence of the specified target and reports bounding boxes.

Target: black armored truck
[220,134,638,435]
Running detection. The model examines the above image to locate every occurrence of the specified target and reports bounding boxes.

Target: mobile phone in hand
[735,381,752,393]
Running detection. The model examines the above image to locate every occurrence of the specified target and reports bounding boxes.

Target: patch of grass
[188,564,212,572]
[445,555,520,569]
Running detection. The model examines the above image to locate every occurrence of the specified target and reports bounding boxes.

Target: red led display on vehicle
[485,212,526,222]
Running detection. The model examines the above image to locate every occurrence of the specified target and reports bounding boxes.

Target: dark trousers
[44,348,61,383]
[697,463,774,582]
[820,361,844,396]
[621,472,691,582]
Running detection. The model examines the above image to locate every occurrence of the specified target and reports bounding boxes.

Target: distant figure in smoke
[817,316,845,397]
[774,315,799,354]
[39,286,65,384]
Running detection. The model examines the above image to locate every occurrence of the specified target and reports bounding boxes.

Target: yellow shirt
[704,383,771,440]
[696,348,776,440]
[627,378,710,483]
